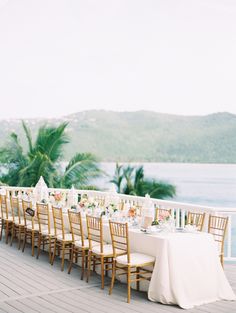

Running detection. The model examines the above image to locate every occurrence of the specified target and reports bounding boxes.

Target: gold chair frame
[0,195,13,244]
[10,196,25,249]
[22,199,39,256]
[187,212,206,231]
[109,221,155,303]
[86,215,113,289]
[208,214,228,267]
[68,211,88,280]
[51,206,73,271]
[36,202,55,263]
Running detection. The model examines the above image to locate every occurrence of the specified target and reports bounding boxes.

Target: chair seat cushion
[92,244,124,256]
[74,239,99,249]
[26,223,40,231]
[41,227,55,236]
[14,220,25,226]
[57,233,73,242]
[116,252,155,266]
[2,216,13,221]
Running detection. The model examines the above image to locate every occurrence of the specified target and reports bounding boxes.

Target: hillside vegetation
[1,111,235,163]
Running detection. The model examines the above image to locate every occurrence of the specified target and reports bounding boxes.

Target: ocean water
[97,162,236,258]
[99,162,236,208]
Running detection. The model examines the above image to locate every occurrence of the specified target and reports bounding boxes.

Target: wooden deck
[0,240,235,313]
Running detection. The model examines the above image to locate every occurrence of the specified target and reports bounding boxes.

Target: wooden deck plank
[0,240,235,313]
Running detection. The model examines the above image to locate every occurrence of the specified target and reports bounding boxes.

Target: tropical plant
[111,163,176,199]
[0,121,101,188]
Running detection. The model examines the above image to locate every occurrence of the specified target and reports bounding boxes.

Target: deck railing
[4,186,236,261]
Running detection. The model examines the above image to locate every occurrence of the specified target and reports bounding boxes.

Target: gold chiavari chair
[86,215,123,289]
[51,206,73,271]
[187,212,206,231]
[67,211,89,279]
[208,215,228,267]
[155,207,171,221]
[36,202,55,263]
[109,221,155,303]
[22,199,39,256]
[10,196,25,248]
[0,194,13,244]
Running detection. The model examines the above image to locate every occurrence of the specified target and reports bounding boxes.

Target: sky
[0,0,235,119]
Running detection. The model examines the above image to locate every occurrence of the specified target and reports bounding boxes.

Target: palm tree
[111,163,176,199]
[0,121,101,188]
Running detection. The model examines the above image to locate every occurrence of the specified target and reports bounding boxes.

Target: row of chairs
[0,195,229,302]
[0,195,154,302]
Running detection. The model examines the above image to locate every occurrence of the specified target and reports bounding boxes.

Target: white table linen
[60,212,236,309]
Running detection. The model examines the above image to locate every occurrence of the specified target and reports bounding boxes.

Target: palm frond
[61,153,101,188]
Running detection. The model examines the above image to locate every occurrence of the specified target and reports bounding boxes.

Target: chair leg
[109,259,116,295]
[61,242,65,271]
[51,239,57,265]
[37,234,41,259]
[101,256,105,289]
[48,236,52,263]
[10,224,15,246]
[87,251,92,283]
[22,229,27,253]
[0,219,3,241]
[5,221,9,244]
[136,267,140,291]
[81,249,85,280]
[31,231,35,256]
[68,245,74,274]
[220,255,224,268]
[18,227,22,250]
[127,266,131,303]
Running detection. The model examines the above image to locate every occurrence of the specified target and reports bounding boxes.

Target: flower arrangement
[50,191,65,206]
[128,207,136,218]
[152,211,171,226]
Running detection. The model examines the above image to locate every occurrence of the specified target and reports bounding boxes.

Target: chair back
[52,206,65,238]
[187,212,205,231]
[155,208,171,220]
[0,194,10,219]
[86,215,103,252]
[109,221,129,261]
[36,202,50,234]
[68,211,84,244]
[208,215,228,255]
[10,196,21,224]
[22,199,36,229]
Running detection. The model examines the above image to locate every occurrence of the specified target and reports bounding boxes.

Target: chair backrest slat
[187,212,205,231]
[52,206,65,238]
[22,199,36,228]
[68,211,84,245]
[86,215,103,252]
[208,215,228,255]
[109,221,129,262]
[37,202,50,233]
[0,195,10,219]
[155,208,171,220]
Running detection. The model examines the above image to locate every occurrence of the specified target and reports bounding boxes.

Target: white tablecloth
[61,213,236,309]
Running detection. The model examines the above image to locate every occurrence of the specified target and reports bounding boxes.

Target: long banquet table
[61,212,236,309]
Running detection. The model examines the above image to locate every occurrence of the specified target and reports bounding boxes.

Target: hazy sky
[0,0,235,119]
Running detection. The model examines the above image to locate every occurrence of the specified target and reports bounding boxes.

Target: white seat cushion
[74,239,99,249]
[57,233,73,242]
[26,223,40,231]
[116,252,155,266]
[14,220,25,226]
[2,216,13,221]
[41,227,55,236]
[92,244,124,256]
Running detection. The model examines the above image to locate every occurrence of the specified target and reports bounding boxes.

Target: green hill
[1,110,236,163]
